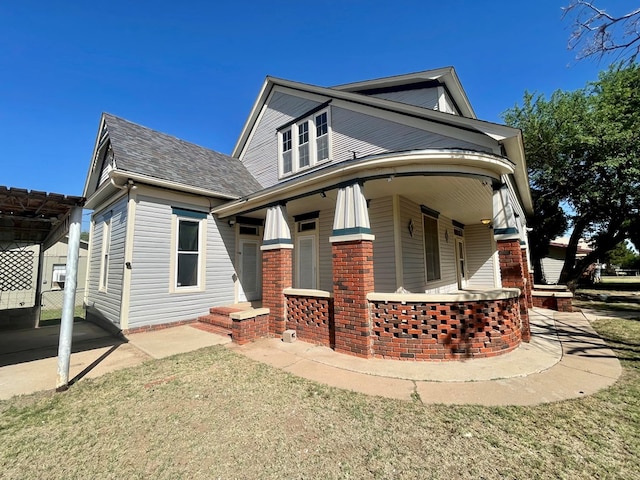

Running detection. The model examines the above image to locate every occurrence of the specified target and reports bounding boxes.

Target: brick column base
[332,240,374,358]
[262,248,292,336]
[497,239,530,342]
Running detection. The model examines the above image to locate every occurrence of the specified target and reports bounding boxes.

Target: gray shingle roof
[104,113,261,198]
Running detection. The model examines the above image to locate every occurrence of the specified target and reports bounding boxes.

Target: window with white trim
[279,108,331,177]
[176,218,201,288]
[423,214,441,282]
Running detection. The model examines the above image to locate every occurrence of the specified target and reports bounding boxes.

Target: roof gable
[83,114,261,200]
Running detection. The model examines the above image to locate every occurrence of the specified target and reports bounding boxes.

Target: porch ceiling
[283,176,493,227]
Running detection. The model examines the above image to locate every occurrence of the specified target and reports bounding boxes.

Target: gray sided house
[84,67,535,361]
[83,114,261,331]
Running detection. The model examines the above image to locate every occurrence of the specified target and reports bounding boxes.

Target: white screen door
[239,239,260,301]
[297,235,316,289]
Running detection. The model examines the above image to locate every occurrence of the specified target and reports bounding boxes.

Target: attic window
[278,108,332,178]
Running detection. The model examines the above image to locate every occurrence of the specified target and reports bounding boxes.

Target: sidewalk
[0,308,622,405]
[230,308,622,405]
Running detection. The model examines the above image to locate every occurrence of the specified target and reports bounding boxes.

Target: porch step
[197,306,246,335]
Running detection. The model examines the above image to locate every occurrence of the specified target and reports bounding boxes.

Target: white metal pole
[56,206,83,391]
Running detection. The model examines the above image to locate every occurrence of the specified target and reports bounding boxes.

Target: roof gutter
[111,171,241,201]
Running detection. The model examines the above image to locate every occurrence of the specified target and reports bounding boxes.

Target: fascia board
[270,77,519,141]
[82,114,108,198]
[231,77,273,158]
[111,171,241,201]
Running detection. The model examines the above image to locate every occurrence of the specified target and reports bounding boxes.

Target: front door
[455,238,467,290]
[239,239,261,301]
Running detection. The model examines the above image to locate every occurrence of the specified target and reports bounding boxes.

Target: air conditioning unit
[52,269,66,283]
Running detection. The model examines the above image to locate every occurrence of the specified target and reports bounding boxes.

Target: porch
[215,151,533,360]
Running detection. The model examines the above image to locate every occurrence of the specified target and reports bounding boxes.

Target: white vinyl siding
[242,91,321,187]
[465,224,497,287]
[369,88,440,110]
[240,90,495,189]
[86,196,128,326]
[126,195,236,329]
[398,197,457,293]
[331,107,490,163]
[369,196,396,292]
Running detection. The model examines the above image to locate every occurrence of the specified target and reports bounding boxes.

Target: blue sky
[0,1,618,201]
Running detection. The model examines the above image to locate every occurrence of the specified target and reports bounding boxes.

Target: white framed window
[176,218,201,288]
[423,214,441,282]
[99,218,111,291]
[279,108,331,178]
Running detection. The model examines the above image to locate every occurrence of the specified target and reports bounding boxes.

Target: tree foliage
[564,1,640,64]
[606,241,640,269]
[503,64,640,283]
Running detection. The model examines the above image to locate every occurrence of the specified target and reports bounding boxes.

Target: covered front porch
[215,149,533,360]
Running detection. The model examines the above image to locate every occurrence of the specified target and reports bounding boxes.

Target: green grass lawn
[39,305,85,325]
[1,317,639,479]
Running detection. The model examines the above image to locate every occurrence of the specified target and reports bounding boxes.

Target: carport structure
[0,186,85,390]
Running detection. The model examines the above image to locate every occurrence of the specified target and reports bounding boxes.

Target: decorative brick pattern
[497,239,530,342]
[262,248,292,336]
[370,298,521,360]
[231,313,269,345]
[332,240,374,358]
[285,294,334,347]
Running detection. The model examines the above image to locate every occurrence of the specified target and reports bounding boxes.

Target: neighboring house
[83,67,534,360]
[41,238,89,309]
[541,237,593,284]
[0,238,88,311]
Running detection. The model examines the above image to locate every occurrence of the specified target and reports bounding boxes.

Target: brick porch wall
[497,239,530,342]
[285,294,334,347]
[521,250,533,309]
[332,240,374,358]
[370,298,521,360]
[262,248,292,336]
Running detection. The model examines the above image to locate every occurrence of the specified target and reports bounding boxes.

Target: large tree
[564,1,640,64]
[503,64,640,284]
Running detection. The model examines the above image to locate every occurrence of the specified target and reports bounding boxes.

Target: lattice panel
[0,250,35,291]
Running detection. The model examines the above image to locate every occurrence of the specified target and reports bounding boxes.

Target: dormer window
[278,107,331,178]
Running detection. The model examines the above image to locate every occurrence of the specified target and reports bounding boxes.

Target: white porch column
[492,185,519,241]
[56,206,83,391]
[261,204,293,251]
[330,182,375,243]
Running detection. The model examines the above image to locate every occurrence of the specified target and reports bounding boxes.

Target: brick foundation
[332,240,374,358]
[286,294,334,347]
[532,293,573,312]
[123,318,196,335]
[497,239,530,342]
[370,298,521,360]
[262,248,292,336]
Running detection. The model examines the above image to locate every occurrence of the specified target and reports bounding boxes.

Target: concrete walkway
[0,308,623,405]
[0,322,230,400]
[230,308,623,405]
